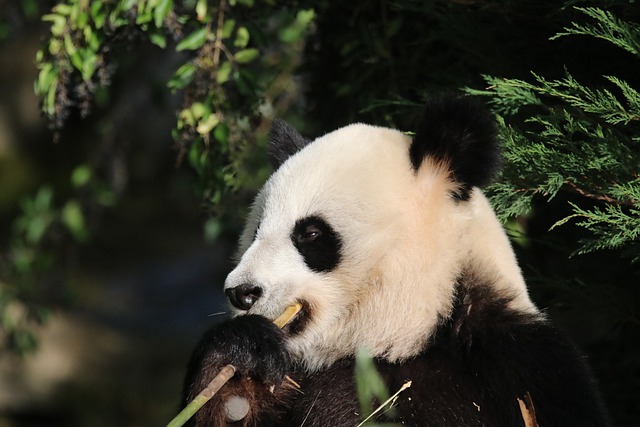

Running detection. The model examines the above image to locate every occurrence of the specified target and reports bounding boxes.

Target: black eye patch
[291,215,342,273]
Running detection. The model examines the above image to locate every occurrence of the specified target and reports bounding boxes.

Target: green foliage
[1,165,113,353]
[355,348,391,422]
[354,348,402,427]
[553,200,640,258]
[5,0,314,353]
[466,6,640,259]
[551,7,640,56]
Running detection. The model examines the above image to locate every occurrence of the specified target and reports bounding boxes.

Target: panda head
[224,96,537,371]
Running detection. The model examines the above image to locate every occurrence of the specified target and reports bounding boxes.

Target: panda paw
[184,314,291,391]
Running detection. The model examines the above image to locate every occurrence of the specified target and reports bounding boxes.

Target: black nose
[225,283,263,310]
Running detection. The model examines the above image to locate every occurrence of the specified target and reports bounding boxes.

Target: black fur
[183,315,290,390]
[410,96,502,200]
[268,119,310,169]
[182,277,609,426]
[291,215,343,273]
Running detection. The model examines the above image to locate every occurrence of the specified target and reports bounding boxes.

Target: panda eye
[298,225,322,243]
[292,215,343,273]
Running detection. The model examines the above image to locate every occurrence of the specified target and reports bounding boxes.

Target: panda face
[224,123,439,366]
[223,98,537,371]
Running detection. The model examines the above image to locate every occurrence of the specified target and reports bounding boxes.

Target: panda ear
[268,119,311,168]
[409,95,502,200]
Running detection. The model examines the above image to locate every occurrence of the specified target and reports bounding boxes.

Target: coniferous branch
[552,201,640,255]
[464,75,542,116]
[605,76,640,122]
[550,6,640,56]
[466,37,640,257]
[530,72,640,125]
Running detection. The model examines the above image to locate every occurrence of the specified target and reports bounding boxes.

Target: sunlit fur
[224,123,539,372]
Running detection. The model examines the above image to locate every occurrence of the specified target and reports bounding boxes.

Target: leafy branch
[4,0,315,353]
[551,6,640,56]
[467,6,640,257]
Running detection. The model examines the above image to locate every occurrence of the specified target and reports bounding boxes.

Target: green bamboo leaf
[64,34,86,74]
[278,9,315,43]
[62,200,88,242]
[81,50,97,80]
[149,31,167,48]
[42,13,67,36]
[90,2,103,18]
[196,114,220,135]
[191,102,206,119]
[355,348,391,420]
[76,11,88,29]
[179,107,196,127]
[168,63,195,91]
[176,27,208,51]
[214,122,229,144]
[45,85,56,116]
[52,4,72,15]
[154,0,173,28]
[221,19,235,39]
[234,26,249,47]
[85,26,100,51]
[63,33,77,56]
[71,165,92,188]
[196,0,207,21]
[217,61,232,84]
[234,48,259,64]
[36,63,55,93]
[196,0,209,22]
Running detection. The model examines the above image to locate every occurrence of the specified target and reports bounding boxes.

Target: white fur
[225,123,538,372]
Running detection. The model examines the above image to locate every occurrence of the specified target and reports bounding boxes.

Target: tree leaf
[217,61,233,84]
[168,63,195,90]
[221,19,236,39]
[62,200,88,242]
[149,31,167,48]
[154,0,173,28]
[176,27,208,51]
[234,26,249,47]
[196,114,220,134]
[234,48,259,63]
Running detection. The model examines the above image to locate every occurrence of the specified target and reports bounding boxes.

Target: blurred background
[0,1,639,426]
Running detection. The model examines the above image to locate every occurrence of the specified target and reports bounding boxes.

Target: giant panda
[181,96,609,427]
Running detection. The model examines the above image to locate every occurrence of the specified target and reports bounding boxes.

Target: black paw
[184,315,291,390]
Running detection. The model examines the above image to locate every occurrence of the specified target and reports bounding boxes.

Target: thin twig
[356,381,412,427]
[212,0,226,68]
[300,391,322,427]
[564,180,636,206]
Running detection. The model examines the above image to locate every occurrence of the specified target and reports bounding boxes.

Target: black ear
[410,95,502,200]
[268,119,310,169]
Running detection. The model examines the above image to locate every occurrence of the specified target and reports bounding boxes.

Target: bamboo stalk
[165,303,303,427]
[166,365,236,427]
[273,303,303,328]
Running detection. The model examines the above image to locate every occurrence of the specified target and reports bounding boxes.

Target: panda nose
[225,283,263,310]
